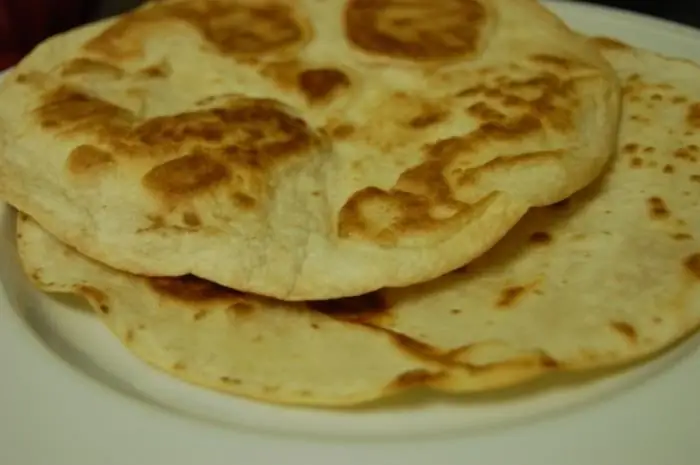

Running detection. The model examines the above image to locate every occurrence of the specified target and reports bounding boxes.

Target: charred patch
[647,196,670,219]
[610,321,638,344]
[529,231,552,244]
[684,253,700,279]
[496,286,527,308]
[307,290,391,323]
[148,275,244,302]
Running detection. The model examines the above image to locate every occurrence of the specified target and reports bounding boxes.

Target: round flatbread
[15,39,700,405]
[0,0,619,300]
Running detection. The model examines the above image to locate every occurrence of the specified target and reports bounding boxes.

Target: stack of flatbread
[0,0,699,406]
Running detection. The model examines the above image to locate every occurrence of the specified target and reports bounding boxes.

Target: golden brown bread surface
[15,38,700,405]
[0,0,619,300]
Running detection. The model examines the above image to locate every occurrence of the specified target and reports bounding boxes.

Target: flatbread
[15,39,700,405]
[342,38,700,387]
[0,0,619,300]
[17,212,448,406]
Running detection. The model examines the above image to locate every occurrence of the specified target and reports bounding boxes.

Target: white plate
[2,2,700,464]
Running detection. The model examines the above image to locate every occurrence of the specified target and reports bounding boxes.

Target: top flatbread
[0,0,619,300]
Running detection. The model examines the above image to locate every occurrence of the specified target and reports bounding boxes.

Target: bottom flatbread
[16,38,700,406]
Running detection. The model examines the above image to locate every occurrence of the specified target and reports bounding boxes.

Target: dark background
[91,0,700,27]
[581,0,700,27]
[0,0,698,71]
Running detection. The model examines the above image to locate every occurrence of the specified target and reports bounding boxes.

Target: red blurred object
[0,0,95,69]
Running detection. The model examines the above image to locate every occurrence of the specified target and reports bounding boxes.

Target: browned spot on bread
[456,75,577,130]
[182,211,201,227]
[125,330,135,343]
[466,102,506,122]
[85,0,306,59]
[644,146,655,154]
[36,86,133,133]
[409,109,448,128]
[691,175,700,183]
[231,192,257,210]
[395,338,459,365]
[672,233,692,241]
[142,153,230,196]
[534,352,559,369]
[687,103,700,129]
[29,269,42,283]
[228,301,256,317]
[529,54,574,70]
[592,37,631,50]
[77,286,110,314]
[137,214,167,233]
[173,361,186,371]
[663,164,675,174]
[338,185,493,246]
[148,275,243,302]
[193,310,208,321]
[450,309,462,315]
[674,147,698,162]
[297,68,350,103]
[61,58,124,78]
[671,96,687,104]
[529,231,552,244]
[630,157,643,168]
[260,60,301,90]
[139,62,171,78]
[135,99,316,164]
[647,196,670,219]
[456,84,487,98]
[684,253,700,279]
[651,93,663,102]
[307,290,390,324]
[345,0,487,60]
[330,123,355,139]
[388,369,439,390]
[220,376,242,385]
[611,321,638,344]
[496,286,527,308]
[622,143,639,154]
[67,145,114,175]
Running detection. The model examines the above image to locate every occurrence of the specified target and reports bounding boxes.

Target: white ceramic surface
[1,2,699,464]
